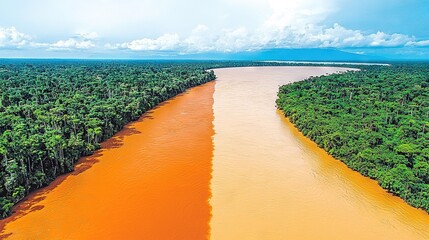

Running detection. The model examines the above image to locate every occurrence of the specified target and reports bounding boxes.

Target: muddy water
[0,81,215,239]
[2,67,429,240]
[210,67,429,240]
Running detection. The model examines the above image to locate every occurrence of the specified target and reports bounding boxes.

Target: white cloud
[303,24,413,48]
[111,22,424,53]
[263,0,336,30]
[214,28,250,52]
[0,26,98,51]
[49,38,95,51]
[3,23,427,54]
[183,25,214,52]
[406,40,429,47]
[47,31,99,50]
[114,34,181,51]
[0,26,31,48]
[367,32,413,47]
[77,32,99,40]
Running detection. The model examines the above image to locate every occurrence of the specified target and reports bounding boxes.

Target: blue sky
[0,0,428,59]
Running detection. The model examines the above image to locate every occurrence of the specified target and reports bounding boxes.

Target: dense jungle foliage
[277,64,429,212]
[0,60,217,217]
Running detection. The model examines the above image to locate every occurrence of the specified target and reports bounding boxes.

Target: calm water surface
[210,67,429,240]
[1,67,429,240]
[0,82,215,239]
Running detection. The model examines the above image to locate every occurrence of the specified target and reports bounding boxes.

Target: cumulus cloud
[0,26,31,48]
[406,40,429,47]
[367,32,413,47]
[113,22,419,53]
[182,25,214,52]
[47,31,98,51]
[112,34,180,51]
[2,23,426,54]
[48,38,95,51]
[77,32,99,40]
[292,24,414,48]
[0,26,97,51]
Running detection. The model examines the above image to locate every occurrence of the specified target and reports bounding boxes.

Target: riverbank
[277,64,429,213]
[0,81,215,239]
[0,62,216,219]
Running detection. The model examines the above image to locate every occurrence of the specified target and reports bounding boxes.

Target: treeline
[0,61,216,217]
[277,64,429,212]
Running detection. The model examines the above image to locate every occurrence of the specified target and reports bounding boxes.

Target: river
[1,67,429,239]
[210,67,429,239]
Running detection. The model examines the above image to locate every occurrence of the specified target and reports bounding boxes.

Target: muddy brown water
[210,67,429,240]
[1,67,429,240]
[0,81,215,239]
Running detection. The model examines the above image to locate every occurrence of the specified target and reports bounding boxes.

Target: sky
[0,0,428,59]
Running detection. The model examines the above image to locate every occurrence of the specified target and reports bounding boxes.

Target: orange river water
[1,66,429,240]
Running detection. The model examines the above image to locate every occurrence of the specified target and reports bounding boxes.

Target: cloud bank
[2,23,428,53]
[0,0,428,55]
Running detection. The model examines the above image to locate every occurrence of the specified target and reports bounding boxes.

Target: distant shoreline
[260,60,390,66]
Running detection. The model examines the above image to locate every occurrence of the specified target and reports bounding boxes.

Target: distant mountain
[176,48,386,62]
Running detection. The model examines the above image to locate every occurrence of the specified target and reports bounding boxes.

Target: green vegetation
[277,64,429,211]
[0,59,314,218]
[0,60,216,218]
